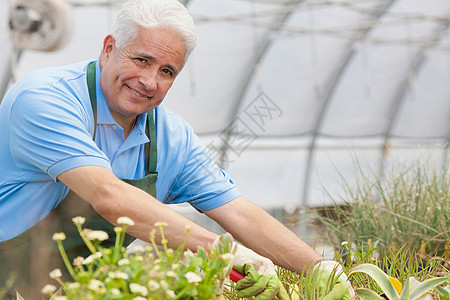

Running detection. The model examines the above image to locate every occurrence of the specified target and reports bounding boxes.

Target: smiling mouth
[127,85,152,99]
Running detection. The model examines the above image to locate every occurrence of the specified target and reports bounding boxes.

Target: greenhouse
[0,0,449,299]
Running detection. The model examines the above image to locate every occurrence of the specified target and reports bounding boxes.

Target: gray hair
[111,0,198,60]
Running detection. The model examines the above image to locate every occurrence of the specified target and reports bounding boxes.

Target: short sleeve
[163,124,241,211]
[9,87,111,181]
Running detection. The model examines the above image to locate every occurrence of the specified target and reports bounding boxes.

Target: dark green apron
[0,61,157,299]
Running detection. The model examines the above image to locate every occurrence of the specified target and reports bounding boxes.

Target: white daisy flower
[166,290,176,298]
[148,280,160,291]
[118,258,130,266]
[88,279,104,291]
[109,271,129,280]
[41,284,57,295]
[49,268,62,279]
[185,272,202,283]
[160,280,169,289]
[166,271,177,278]
[129,283,148,296]
[68,282,81,289]
[82,255,95,265]
[110,288,120,295]
[117,216,135,226]
[71,216,86,225]
[86,230,109,241]
[52,232,66,241]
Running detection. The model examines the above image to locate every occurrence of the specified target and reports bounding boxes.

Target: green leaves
[355,288,384,299]
[435,283,450,300]
[349,263,449,300]
[349,264,399,299]
[408,277,448,300]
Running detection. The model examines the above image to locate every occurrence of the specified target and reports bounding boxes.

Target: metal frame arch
[380,20,450,169]
[217,0,305,167]
[300,0,396,207]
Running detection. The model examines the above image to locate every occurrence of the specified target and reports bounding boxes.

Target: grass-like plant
[341,242,447,284]
[312,161,450,257]
[253,242,447,300]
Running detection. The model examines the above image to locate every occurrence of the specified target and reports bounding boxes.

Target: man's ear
[101,34,115,60]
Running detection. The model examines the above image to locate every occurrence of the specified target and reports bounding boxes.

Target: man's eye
[162,69,174,77]
[134,58,147,64]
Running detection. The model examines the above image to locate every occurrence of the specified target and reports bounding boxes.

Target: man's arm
[58,165,218,250]
[205,196,322,274]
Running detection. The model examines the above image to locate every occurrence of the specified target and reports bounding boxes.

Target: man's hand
[312,260,355,300]
[212,236,289,299]
[233,264,290,300]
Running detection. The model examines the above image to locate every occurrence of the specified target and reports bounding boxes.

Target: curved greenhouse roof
[1,0,449,209]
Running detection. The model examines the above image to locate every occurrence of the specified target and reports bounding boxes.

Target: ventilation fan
[9,0,73,51]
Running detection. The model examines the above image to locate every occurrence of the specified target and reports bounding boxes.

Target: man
[0,0,353,299]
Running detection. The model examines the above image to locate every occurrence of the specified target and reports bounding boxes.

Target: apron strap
[86,61,157,175]
[87,61,97,139]
[146,110,157,175]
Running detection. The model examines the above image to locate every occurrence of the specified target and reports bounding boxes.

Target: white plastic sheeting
[1,0,449,209]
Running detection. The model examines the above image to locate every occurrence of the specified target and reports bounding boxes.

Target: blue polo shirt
[0,60,240,241]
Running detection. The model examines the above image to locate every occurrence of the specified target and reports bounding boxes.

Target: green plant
[312,161,450,257]
[336,240,448,296]
[30,213,448,300]
[44,216,235,300]
[223,263,347,300]
[435,284,450,300]
[349,263,450,300]
[219,239,449,300]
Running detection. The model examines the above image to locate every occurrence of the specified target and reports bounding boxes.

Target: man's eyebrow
[136,53,180,75]
[163,63,179,76]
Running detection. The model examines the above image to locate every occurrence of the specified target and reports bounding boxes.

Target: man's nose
[139,68,158,91]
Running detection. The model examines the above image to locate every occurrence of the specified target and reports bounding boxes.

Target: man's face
[99,27,186,125]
